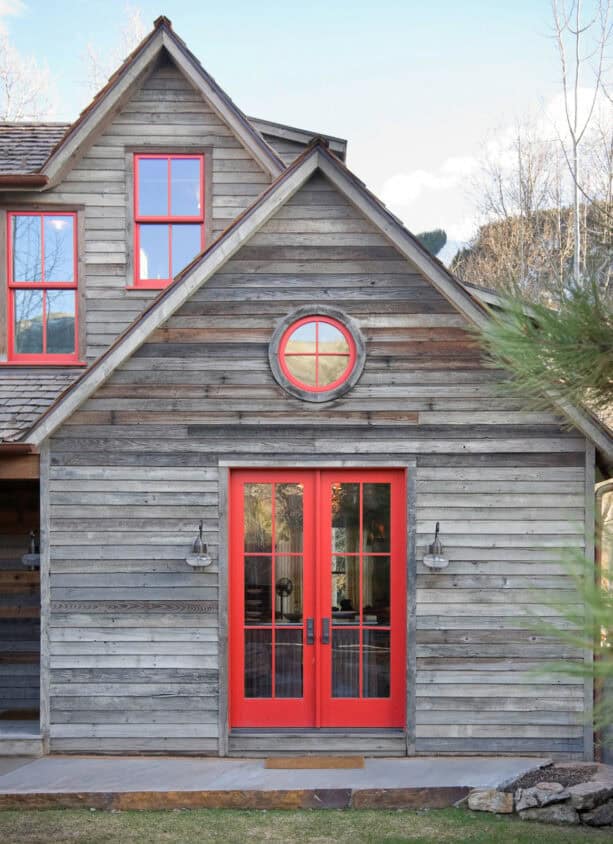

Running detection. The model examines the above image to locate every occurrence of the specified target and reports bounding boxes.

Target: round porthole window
[269,307,365,402]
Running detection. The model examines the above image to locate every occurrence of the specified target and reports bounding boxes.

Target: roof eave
[0,174,49,188]
[249,116,347,157]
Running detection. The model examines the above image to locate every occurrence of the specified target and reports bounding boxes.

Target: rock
[568,781,613,812]
[519,804,580,824]
[515,781,569,811]
[581,798,613,827]
[497,759,554,792]
[534,782,570,806]
[468,789,514,814]
[515,788,539,811]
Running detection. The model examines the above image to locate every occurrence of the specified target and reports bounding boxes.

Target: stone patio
[0,754,552,810]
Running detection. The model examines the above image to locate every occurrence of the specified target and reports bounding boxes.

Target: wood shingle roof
[0,370,81,442]
[0,122,69,175]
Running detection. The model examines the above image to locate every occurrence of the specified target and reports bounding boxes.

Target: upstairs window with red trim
[7,211,79,363]
[133,154,205,288]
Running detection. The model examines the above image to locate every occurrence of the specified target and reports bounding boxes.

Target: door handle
[321,617,330,645]
[306,617,314,645]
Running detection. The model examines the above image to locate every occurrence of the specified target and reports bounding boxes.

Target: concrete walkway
[0,755,550,810]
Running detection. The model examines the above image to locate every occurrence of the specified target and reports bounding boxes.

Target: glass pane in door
[329,481,392,700]
[242,481,304,700]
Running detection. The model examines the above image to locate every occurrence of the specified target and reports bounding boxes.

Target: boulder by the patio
[515,781,569,812]
[568,781,613,812]
[467,789,513,814]
[519,803,580,825]
[581,799,613,827]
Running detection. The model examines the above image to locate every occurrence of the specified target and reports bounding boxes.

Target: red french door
[229,468,406,729]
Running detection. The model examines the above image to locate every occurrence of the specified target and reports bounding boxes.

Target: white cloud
[376,87,611,264]
[440,156,479,178]
[0,0,24,35]
[446,217,479,243]
[0,0,24,14]
[381,154,478,209]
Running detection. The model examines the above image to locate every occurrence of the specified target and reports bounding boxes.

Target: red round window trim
[278,315,357,394]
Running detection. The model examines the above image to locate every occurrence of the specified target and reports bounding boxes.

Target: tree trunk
[573,141,581,283]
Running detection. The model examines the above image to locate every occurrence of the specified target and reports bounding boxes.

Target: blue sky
[2,1,568,257]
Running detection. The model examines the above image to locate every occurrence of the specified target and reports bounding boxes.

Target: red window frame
[278,315,357,393]
[133,153,205,289]
[6,210,79,365]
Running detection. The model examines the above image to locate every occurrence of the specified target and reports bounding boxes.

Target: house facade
[0,17,611,759]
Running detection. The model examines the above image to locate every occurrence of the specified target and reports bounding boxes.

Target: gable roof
[21,140,613,468]
[0,17,285,188]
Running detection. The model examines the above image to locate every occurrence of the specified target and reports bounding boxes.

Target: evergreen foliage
[480,278,613,417]
[480,278,612,739]
[416,229,447,257]
[527,537,613,738]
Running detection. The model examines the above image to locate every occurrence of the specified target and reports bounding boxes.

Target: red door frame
[319,469,406,728]
[229,468,406,729]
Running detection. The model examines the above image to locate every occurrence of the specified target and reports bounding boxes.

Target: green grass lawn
[0,808,609,843]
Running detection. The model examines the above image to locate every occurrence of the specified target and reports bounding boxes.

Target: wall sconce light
[423,522,449,569]
[185,520,213,568]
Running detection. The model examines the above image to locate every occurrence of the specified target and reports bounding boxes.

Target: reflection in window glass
[285,321,316,354]
[363,630,390,698]
[275,629,303,697]
[46,290,75,354]
[362,556,390,624]
[171,224,201,276]
[284,354,317,386]
[363,484,391,552]
[332,629,359,697]
[171,158,201,216]
[318,321,349,353]
[245,629,272,698]
[319,355,349,386]
[14,289,43,354]
[12,216,42,282]
[331,483,360,553]
[275,555,303,620]
[244,556,272,625]
[138,158,168,216]
[244,484,272,553]
[331,555,359,620]
[275,484,303,552]
[139,224,169,280]
[44,216,74,282]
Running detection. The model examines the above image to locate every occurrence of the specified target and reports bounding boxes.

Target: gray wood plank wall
[0,56,271,363]
[46,172,589,757]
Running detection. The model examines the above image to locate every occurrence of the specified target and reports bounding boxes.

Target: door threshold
[230,728,406,735]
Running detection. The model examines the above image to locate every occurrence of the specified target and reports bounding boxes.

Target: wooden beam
[584,441,596,761]
[0,453,39,480]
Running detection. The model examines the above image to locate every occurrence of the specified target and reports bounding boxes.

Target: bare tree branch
[0,32,53,120]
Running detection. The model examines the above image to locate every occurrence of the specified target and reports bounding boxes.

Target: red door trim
[228,467,406,730]
[318,469,406,728]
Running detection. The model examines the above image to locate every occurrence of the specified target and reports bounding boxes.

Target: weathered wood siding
[1,55,271,362]
[260,134,309,166]
[46,172,589,756]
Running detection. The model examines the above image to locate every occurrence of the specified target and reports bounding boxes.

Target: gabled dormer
[0,16,346,384]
